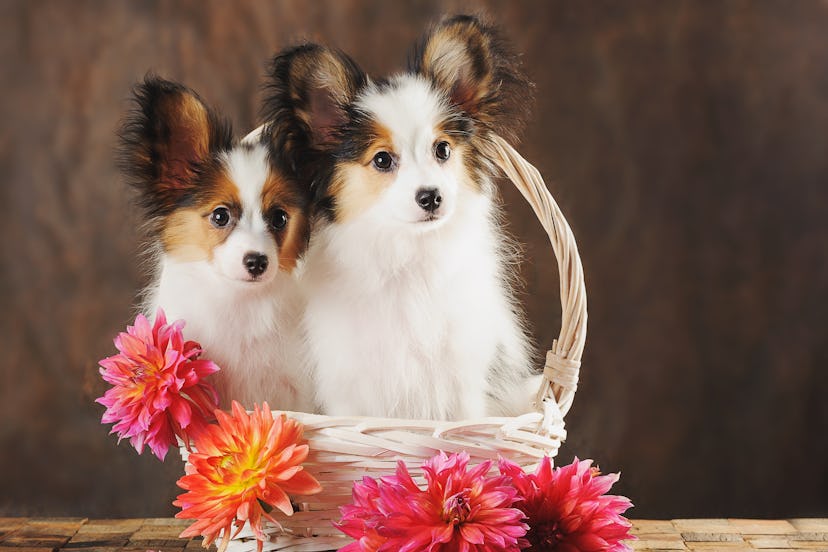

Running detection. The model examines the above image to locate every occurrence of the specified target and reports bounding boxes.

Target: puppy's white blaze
[357,76,446,153]
[212,147,278,282]
[303,78,535,421]
[223,146,270,235]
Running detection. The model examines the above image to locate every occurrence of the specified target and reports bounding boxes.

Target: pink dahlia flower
[337,451,528,552]
[96,308,220,460]
[499,457,634,552]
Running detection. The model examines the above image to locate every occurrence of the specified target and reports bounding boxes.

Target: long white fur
[144,143,313,412]
[301,76,537,420]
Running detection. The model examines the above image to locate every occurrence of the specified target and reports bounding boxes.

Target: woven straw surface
[181,134,587,551]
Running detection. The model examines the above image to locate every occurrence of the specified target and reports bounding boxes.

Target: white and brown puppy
[264,16,539,420]
[119,76,313,411]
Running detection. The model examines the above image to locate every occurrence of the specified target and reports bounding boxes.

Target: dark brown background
[1,0,826,519]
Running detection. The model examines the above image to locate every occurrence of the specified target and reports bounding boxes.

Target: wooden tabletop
[0,517,826,551]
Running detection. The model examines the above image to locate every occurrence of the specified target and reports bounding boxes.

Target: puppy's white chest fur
[302,195,526,420]
[148,258,312,412]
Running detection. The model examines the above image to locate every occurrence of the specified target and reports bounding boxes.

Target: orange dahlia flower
[174,401,322,552]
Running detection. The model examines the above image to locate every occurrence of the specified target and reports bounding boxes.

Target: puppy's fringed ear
[412,15,532,144]
[118,76,231,219]
[263,44,366,167]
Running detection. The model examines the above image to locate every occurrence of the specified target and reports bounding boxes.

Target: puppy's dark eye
[372,151,393,171]
[435,141,451,162]
[210,206,231,228]
[269,209,288,230]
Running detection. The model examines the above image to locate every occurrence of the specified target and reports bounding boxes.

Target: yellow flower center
[215,439,269,496]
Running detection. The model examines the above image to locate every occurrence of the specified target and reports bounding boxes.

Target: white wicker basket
[180,133,587,552]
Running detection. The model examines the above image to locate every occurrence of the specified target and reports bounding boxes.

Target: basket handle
[480,134,587,421]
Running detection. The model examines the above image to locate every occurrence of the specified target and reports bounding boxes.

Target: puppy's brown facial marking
[262,172,310,272]
[162,208,229,262]
[274,205,309,272]
[328,162,390,223]
[160,170,241,262]
[325,119,396,223]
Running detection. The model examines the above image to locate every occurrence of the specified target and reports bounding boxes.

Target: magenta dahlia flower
[499,457,634,551]
[96,308,220,460]
[337,451,528,552]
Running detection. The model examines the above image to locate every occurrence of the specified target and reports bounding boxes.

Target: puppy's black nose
[243,252,269,277]
[415,188,442,212]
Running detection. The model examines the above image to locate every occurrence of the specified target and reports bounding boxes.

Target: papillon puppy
[119,76,313,412]
[263,15,540,420]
